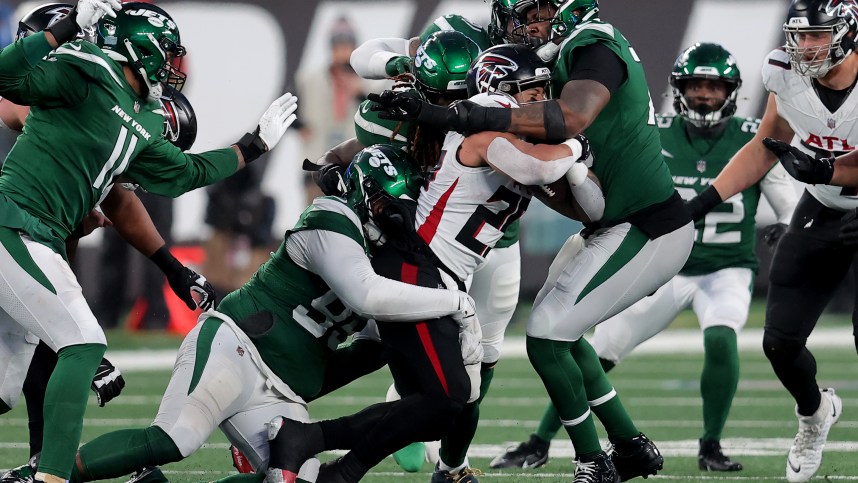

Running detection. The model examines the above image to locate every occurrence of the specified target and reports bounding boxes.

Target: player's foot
[786,388,842,482]
[573,451,620,483]
[608,433,663,481]
[0,454,38,483]
[489,434,549,469]
[429,463,483,483]
[266,417,320,483]
[393,442,426,472]
[698,439,742,471]
[125,467,168,483]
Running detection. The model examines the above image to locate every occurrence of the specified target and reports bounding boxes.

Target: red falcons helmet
[160,86,197,151]
[16,3,97,42]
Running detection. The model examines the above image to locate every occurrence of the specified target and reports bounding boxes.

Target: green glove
[385,55,413,76]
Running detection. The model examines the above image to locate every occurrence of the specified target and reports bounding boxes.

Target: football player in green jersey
[491,42,798,474]
[66,144,479,483]
[0,1,299,482]
[372,1,694,481]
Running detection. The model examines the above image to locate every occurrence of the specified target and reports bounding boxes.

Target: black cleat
[574,451,620,483]
[125,467,169,483]
[429,463,483,483]
[608,433,663,481]
[266,417,321,482]
[698,439,742,472]
[489,434,550,469]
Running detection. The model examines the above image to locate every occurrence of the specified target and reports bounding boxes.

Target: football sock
[438,365,494,468]
[573,338,639,442]
[701,326,739,442]
[71,426,182,482]
[39,343,105,479]
[23,341,58,456]
[526,337,601,457]
[535,403,561,442]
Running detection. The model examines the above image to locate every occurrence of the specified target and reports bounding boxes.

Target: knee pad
[762,330,804,366]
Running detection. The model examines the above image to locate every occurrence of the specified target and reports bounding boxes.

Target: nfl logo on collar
[696,160,706,173]
[134,101,140,113]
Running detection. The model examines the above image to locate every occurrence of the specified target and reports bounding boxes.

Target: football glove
[562,134,591,165]
[368,90,424,121]
[150,246,217,310]
[762,223,788,248]
[236,93,298,164]
[840,208,858,246]
[316,163,348,197]
[385,56,413,77]
[762,137,834,184]
[452,293,483,366]
[91,357,125,407]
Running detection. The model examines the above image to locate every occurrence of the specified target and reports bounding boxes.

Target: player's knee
[419,395,466,440]
[762,330,804,367]
[703,326,736,363]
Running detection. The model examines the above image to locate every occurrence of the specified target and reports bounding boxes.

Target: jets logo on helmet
[365,148,400,177]
[414,46,437,70]
[476,54,519,93]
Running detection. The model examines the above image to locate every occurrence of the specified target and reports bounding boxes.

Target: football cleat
[574,452,620,483]
[608,433,663,481]
[393,442,427,473]
[489,434,550,469]
[698,439,742,472]
[0,454,38,483]
[786,388,842,483]
[266,417,320,483]
[429,463,483,483]
[125,467,168,483]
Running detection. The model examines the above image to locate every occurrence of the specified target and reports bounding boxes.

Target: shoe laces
[794,423,821,454]
[574,460,599,482]
[450,467,484,482]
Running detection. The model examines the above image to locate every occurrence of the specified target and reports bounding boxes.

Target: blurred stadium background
[1,0,858,481]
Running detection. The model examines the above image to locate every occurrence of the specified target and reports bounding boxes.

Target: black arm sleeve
[568,42,628,94]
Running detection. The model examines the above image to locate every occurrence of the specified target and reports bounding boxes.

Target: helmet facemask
[672,79,739,129]
[491,0,599,47]
[669,43,742,130]
[784,22,854,77]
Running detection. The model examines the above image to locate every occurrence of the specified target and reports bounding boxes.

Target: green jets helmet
[345,144,424,229]
[413,31,482,103]
[489,0,599,46]
[96,2,187,96]
[669,43,742,129]
[420,14,492,50]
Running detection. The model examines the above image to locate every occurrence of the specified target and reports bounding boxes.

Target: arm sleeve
[0,33,86,106]
[760,162,798,224]
[568,42,628,94]
[350,37,412,79]
[124,137,240,197]
[486,136,577,185]
[569,172,605,221]
[287,229,463,321]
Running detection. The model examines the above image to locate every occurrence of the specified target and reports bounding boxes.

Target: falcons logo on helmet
[475,54,519,92]
[44,6,72,27]
[825,0,858,20]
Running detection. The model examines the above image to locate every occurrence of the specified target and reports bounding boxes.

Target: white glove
[75,0,121,30]
[536,42,560,62]
[453,293,483,366]
[257,92,298,152]
[565,161,589,187]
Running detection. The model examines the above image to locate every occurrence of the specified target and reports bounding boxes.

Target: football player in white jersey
[685,1,858,481]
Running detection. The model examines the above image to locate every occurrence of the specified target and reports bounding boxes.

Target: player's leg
[527,222,693,481]
[71,317,263,482]
[762,196,848,482]
[0,228,107,483]
[693,267,751,471]
[23,342,58,456]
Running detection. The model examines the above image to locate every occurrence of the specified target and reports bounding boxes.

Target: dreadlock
[385,73,448,172]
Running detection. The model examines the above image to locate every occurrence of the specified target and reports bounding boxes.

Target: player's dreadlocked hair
[385,73,448,172]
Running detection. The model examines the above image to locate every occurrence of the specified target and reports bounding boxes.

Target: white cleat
[786,388,842,482]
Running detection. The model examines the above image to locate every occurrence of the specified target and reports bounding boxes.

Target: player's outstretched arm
[350,37,418,79]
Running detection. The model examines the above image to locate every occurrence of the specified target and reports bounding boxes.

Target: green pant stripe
[0,227,56,294]
[576,226,648,304]
[189,318,223,394]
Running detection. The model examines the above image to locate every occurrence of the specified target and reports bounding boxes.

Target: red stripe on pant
[401,262,450,396]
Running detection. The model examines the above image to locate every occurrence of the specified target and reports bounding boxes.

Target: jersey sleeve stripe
[353,110,408,143]
[53,47,124,87]
[768,58,791,70]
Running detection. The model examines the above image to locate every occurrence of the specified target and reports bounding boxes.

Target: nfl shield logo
[828,118,836,129]
[696,160,706,173]
[133,101,140,113]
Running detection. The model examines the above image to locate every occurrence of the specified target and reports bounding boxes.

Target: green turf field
[2,300,857,482]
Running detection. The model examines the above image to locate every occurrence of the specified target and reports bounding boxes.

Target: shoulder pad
[51,41,125,88]
[762,48,792,94]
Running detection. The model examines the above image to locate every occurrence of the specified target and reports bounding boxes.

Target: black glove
[573,134,591,162]
[150,246,217,310]
[368,90,423,121]
[762,137,834,184]
[315,163,348,196]
[840,208,858,246]
[91,357,125,407]
[446,99,513,134]
[685,185,722,222]
[761,223,788,248]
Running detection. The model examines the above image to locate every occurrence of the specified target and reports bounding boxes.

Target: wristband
[149,245,183,276]
[234,126,268,164]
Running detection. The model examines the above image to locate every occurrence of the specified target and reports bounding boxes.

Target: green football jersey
[354,88,521,247]
[217,197,370,400]
[550,22,675,224]
[419,14,492,50]
[658,114,761,275]
[0,33,238,243]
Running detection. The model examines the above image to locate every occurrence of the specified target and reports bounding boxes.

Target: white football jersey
[415,131,530,281]
[763,48,858,210]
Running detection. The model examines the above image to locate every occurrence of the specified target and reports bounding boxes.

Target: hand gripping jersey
[0,34,238,242]
[415,132,530,281]
[216,197,370,400]
[658,114,762,275]
[763,48,858,210]
[550,21,676,223]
